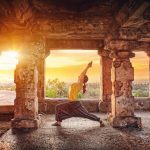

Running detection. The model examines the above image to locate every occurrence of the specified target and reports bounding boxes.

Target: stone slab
[11,117,41,129]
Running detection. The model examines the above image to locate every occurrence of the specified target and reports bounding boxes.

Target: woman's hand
[88,61,92,68]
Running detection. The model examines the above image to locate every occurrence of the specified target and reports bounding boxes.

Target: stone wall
[39,98,150,114]
[135,98,150,111]
[39,99,99,114]
[0,98,150,112]
[0,98,150,121]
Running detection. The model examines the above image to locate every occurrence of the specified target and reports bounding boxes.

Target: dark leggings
[55,101,100,122]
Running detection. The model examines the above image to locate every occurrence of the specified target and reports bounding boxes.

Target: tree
[46,78,68,98]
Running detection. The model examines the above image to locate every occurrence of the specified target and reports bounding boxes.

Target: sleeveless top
[68,82,82,101]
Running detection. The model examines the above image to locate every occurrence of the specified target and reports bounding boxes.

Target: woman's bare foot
[52,121,61,126]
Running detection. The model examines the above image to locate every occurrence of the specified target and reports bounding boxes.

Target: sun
[0,51,19,70]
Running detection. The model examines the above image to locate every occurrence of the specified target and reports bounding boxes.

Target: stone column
[109,50,141,128]
[98,50,112,112]
[37,59,45,102]
[38,50,50,113]
[12,54,40,129]
[11,40,45,129]
[146,51,150,97]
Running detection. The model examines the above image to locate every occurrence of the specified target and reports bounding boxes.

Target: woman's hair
[83,75,88,94]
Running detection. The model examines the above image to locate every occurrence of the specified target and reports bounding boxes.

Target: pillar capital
[21,38,46,60]
[98,49,111,57]
[105,40,150,51]
[110,50,135,60]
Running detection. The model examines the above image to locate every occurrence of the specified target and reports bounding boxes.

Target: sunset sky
[45,50,149,82]
[0,50,149,83]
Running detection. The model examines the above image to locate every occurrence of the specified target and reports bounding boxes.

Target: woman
[52,61,104,127]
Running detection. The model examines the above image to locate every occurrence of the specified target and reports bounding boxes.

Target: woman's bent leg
[55,102,72,122]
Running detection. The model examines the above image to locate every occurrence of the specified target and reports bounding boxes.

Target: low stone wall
[39,97,150,114]
[39,98,99,114]
[0,98,150,120]
[0,105,14,113]
[0,105,14,121]
[134,97,150,111]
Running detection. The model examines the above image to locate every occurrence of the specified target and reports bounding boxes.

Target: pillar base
[11,116,41,129]
[108,115,142,128]
[99,101,111,112]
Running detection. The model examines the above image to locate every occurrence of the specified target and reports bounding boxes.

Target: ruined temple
[0,0,150,129]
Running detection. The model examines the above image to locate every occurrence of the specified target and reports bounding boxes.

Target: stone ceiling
[0,0,149,51]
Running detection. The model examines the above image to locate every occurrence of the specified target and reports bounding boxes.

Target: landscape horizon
[0,50,149,83]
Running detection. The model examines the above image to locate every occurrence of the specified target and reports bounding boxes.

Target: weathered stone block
[116,96,134,117]
[11,117,41,129]
[108,115,142,128]
[115,62,134,81]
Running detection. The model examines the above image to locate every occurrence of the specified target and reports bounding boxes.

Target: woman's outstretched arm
[78,61,92,83]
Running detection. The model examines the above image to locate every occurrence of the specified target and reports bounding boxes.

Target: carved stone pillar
[146,51,150,97]
[109,50,141,128]
[37,59,45,102]
[98,50,112,112]
[38,50,50,113]
[11,40,45,129]
[12,54,40,129]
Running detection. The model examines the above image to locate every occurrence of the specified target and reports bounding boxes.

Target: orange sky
[45,50,149,82]
[0,50,149,83]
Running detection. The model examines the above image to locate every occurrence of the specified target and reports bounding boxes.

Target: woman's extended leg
[72,102,104,127]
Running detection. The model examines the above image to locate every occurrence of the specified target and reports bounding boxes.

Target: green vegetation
[132,83,149,97]
[46,78,68,98]
[45,78,100,99]
[0,79,149,98]
[45,79,149,99]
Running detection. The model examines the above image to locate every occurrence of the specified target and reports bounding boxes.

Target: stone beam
[105,40,150,51]
[0,8,112,40]
[119,28,140,40]
[0,0,114,40]
[119,23,150,42]
[116,0,150,28]
[46,39,104,50]
[98,50,112,112]
[109,50,141,128]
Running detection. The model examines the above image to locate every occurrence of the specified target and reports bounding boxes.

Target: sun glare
[0,51,19,70]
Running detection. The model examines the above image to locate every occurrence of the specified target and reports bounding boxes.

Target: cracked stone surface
[0,112,150,150]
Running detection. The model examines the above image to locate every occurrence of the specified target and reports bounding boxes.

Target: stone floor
[0,112,150,150]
